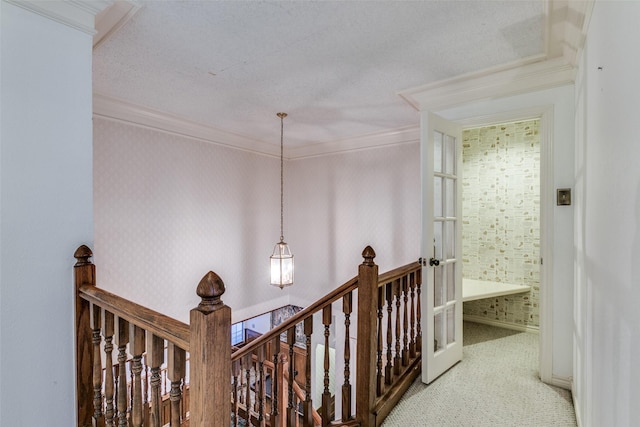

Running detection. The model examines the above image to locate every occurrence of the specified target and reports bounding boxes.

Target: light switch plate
[557,188,571,206]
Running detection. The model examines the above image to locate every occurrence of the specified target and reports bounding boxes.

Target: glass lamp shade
[270,241,294,289]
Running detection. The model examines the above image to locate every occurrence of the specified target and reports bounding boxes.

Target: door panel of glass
[422,112,463,384]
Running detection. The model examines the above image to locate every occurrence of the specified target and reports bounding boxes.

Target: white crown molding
[5,0,112,35]
[94,92,281,157]
[94,93,420,159]
[398,0,594,113]
[287,126,420,160]
[94,0,141,48]
[562,0,595,67]
[546,0,594,67]
[398,57,576,113]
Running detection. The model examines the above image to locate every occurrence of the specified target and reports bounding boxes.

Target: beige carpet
[382,322,577,426]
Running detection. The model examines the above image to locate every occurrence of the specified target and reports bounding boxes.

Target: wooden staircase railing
[75,245,421,427]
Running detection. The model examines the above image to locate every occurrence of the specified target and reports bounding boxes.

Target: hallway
[383,322,576,426]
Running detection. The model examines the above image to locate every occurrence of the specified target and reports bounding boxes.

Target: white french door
[421,112,463,384]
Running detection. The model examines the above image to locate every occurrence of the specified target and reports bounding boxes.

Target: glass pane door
[422,113,463,383]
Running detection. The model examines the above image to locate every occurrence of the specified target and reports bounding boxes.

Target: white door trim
[454,105,554,385]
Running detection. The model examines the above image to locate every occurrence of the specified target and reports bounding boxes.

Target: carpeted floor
[382,322,577,426]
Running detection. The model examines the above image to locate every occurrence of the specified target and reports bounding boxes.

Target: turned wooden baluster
[74,245,96,427]
[130,324,146,427]
[322,306,332,427]
[341,292,352,422]
[416,268,422,350]
[90,303,105,426]
[244,354,252,425]
[103,310,116,427]
[277,343,287,427]
[297,317,309,427]
[238,357,246,408]
[231,358,240,427]
[257,346,266,427]
[147,334,164,427]
[115,317,129,427]
[376,287,384,396]
[409,272,417,358]
[271,336,282,426]
[385,283,394,385]
[402,276,410,366]
[167,343,185,427]
[286,327,296,427]
[143,355,150,426]
[393,279,402,375]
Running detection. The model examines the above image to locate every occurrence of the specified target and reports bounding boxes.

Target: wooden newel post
[189,271,231,427]
[356,246,378,427]
[74,245,96,427]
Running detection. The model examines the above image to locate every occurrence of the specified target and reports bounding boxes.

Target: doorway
[461,118,541,331]
[456,108,554,384]
[421,110,552,385]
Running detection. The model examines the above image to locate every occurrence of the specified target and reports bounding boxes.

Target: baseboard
[548,375,572,390]
[572,381,583,427]
[463,315,540,334]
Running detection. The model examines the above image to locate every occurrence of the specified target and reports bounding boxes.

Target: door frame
[446,105,554,384]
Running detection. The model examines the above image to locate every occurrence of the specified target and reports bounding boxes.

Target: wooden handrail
[232,276,358,361]
[79,285,190,351]
[377,261,420,287]
[76,245,422,427]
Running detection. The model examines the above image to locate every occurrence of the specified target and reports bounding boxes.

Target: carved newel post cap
[74,245,93,266]
[362,246,376,266]
[196,271,225,312]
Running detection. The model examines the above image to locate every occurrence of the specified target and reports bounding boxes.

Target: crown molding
[94,93,420,159]
[398,0,594,113]
[93,0,141,48]
[287,126,419,160]
[546,0,594,68]
[398,57,576,113]
[5,0,112,35]
[94,93,280,157]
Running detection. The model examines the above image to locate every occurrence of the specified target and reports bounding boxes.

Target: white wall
[287,143,421,305]
[0,2,94,425]
[574,1,640,425]
[437,85,575,383]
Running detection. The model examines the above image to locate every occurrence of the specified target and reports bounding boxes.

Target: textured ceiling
[93,1,548,150]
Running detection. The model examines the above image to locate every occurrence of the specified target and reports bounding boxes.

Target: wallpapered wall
[462,119,540,328]
[93,117,421,322]
[94,117,287,322]
[287,143,421,305]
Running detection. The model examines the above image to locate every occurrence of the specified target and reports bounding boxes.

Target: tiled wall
[462,119,540,327]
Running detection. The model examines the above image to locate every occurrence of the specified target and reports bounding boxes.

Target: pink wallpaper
[94,117,421,321]
[288,144,422,304]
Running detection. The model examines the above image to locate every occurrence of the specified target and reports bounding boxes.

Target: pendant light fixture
[270,112,294,289]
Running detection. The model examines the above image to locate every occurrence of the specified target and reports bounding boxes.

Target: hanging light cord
[278,112,287,243]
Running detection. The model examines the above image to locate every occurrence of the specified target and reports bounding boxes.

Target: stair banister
[75,244,421,427]
[189,271,231,427]
[355,246,378,426]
